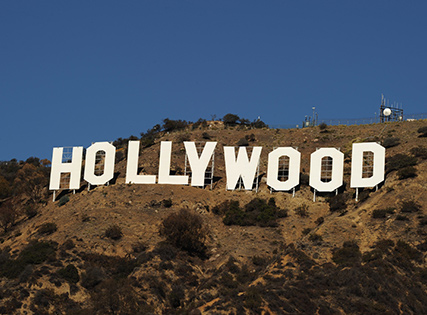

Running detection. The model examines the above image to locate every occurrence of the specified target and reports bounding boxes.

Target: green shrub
[215,198,285,227]
[81,267,106,289]
[251,119,267,129]
[162,118,188,132]
[395,240,422,262]
[105,224,123,240]
[159,209,209,257]
[332,241,361,266]
[251,255,268,266]
[395,214,409,221]
[410,146,427,159]
[308,233,323,243]
[295,204,309,217]
[192,118,208,130]
[212,200,240,215]
[386,154,417,174]
[372,208,395,219]
[57,264,79,284]
[61,239,75,250]
[417,126,427,137]
[319,122,328,131]
[315,216,324,225]
[302,228,311,235]
[37,222,57,235]
[25,204,38,219]
[245,133,256,142]
[383,137,400,148]
[19,240,57,265]
[328,194,349,212]
[202,132,211,140]
[0,241,57,278]
[236,137,249,146]
[162,198,172,208]
[400,200,421,213]
[223,113,240,126]
[362,249,383,263]
[397,166,417,179]
[58,195,69,207]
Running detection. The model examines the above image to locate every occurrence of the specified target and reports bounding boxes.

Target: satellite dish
[383,108,392,116]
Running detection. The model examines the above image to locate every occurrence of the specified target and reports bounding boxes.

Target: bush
[212,200,240,216]
[328,194,349,212]
[319,122,328,132]
[251,119,267,129]
[315,217,324,225]
[58,195,69,207]
[332,241,361,266]
[37,222,57,235]
[308,233,323,243]
[417,126,427,137]
[105,225,123,240]
[397,166,417,179]
[202,132,211,140]
[0,200,17,232]
[236,138,249,146]
[219,198,284,227]
[159,208,209,257]
[410,146,427,159]
[162,118,188,132]
[223,113,240,126]
[0,241,57,278]
[386,154,417,174]
[57,264,79,284]
[400,200,421,213]
[372,208,395,218]
[245,133,256,142]
[395,240,422,262]
[0,175,12,199]
[162,198,172,208]
[25,204,38,219]
[302,228,311,235]
[81,267,106,289]
[383,137,400,148]
[295,204,309,217]
[192,118,208,130]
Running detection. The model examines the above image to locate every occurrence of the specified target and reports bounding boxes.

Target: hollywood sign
[49,141,385,195]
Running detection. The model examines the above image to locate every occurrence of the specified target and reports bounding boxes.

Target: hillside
[0,119,426,314]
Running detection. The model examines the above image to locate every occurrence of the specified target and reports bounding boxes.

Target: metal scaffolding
[184,142,215,189]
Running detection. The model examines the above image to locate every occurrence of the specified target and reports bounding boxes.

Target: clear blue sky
[1,0,426,161]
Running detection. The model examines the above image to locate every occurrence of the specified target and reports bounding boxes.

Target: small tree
[319,122,328,132]
[0,200,17,232]
[159,208,209,257]
[223,114,240,126]
[105,224,123,240]
[13,164,48,204]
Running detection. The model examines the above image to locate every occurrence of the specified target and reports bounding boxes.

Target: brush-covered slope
[0,120,426,314]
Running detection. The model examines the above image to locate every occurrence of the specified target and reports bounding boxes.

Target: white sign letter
[125,141,156,184]
[224,146,262,190]
[158,141,189,185]
[84,142,116,185]
[310,148,344,192]
[267,147,301,191]
[49,147,83,190]
[350,142,385,188]
[184,141,217,187]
